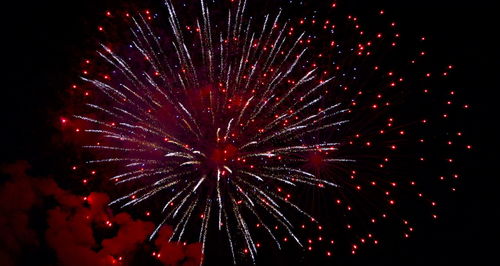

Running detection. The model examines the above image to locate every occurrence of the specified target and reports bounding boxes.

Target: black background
[1,0,498,265]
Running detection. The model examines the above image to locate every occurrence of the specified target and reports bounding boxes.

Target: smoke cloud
[0,161,202,266]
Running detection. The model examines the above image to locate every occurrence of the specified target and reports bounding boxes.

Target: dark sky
[1,0,498,265]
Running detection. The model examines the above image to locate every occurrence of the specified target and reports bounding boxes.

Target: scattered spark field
[63,0,471,264]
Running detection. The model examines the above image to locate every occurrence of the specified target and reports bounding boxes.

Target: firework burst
[65,0,470,264]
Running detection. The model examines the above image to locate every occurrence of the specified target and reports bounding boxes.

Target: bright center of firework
[200,143,238,176]
[209,144,237,165]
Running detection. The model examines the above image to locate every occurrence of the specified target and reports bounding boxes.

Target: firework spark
[67,0,469,264]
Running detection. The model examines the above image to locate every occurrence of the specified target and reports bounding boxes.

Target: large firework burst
[66,0,469,264]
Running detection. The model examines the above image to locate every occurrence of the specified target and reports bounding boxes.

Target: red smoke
[0,161,202,266]
[154,227,203,266]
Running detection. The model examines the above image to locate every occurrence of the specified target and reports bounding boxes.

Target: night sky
[1,0,498,265]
